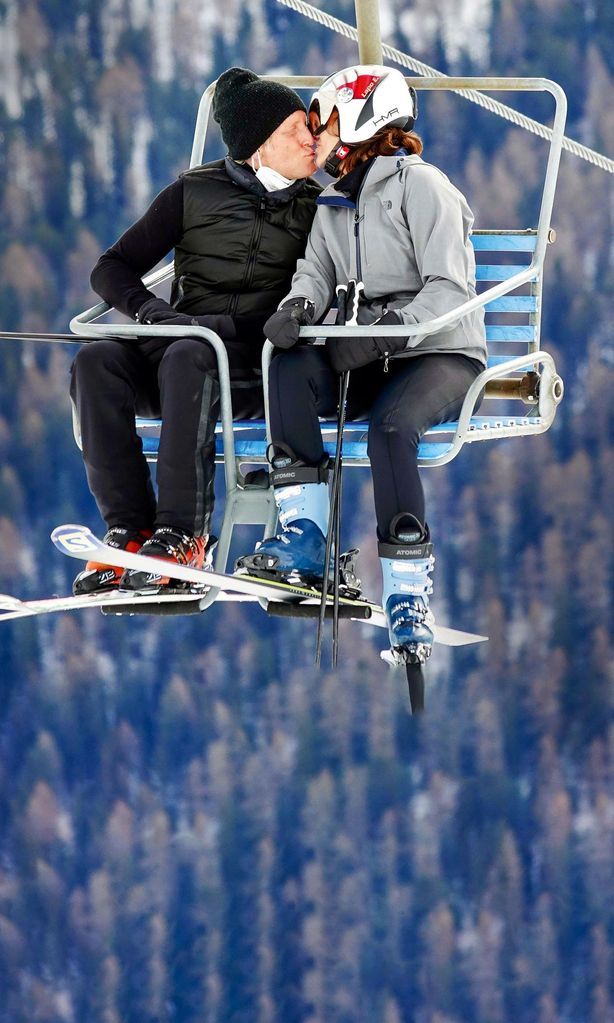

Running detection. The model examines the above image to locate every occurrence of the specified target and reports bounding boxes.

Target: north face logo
[382,200,393,210]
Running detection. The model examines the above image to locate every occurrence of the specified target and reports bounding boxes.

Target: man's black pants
[70,336,264,536]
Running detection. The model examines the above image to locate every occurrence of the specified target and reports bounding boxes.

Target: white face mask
[251,149,296,192]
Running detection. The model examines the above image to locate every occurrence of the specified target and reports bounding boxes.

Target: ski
[0,589,257,623]
[49,523,488,648]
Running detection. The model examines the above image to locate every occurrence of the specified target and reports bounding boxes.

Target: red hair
[339,126,423,175]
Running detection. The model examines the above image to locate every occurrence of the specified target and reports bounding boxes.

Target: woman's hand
[327,311,405,372]
[264,299,315,349]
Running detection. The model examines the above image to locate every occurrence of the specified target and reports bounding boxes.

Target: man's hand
[264,298,315,349]
[327,311,406,373]
[136,298,236,341]
[136,297,176,323]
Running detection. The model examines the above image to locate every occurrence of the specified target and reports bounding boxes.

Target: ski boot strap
[377,538,433,561]
[378,512,432,561]
[267,443,332,488]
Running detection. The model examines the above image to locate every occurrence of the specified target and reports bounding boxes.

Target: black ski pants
[70,336,264,536]
[268,345,483,538]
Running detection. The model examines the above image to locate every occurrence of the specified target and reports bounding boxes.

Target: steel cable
[276,0,614,174]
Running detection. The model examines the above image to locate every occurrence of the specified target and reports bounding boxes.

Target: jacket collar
[332,157,376,201]
[318,152,425,205]
[224,157,311,204]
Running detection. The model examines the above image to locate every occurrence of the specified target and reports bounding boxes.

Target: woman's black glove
[327,311,406,373]
[264,298,315,349]
[136,297,236,341]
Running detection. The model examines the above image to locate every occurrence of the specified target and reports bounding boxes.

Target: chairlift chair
[71,75,566,581]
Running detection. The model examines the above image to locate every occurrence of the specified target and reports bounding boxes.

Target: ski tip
[51,524,98,558]
[51,522,90,538]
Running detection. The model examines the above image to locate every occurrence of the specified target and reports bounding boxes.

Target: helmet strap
[324,142,352,178]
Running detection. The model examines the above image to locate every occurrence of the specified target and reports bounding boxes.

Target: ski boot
[72,526,152,596]
[379,514,435,667]
[235,449,331,589]
[120,526,212,595]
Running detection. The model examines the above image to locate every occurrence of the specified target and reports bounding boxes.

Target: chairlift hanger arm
[354,0,383,64]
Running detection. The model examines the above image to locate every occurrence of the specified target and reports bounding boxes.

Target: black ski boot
[120,527,211,595]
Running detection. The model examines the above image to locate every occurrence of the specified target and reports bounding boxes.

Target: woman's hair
[339,126,423,175]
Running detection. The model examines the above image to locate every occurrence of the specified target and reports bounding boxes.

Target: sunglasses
[308,110,338,137]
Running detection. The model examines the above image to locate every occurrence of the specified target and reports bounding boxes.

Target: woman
[236,65,487,665]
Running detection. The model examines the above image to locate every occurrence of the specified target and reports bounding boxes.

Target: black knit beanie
[213,67,306,160]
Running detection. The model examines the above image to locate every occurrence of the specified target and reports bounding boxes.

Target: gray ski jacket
[285,153,487,366]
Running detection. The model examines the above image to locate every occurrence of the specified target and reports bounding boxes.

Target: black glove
[264,298,315,350]
[136,297,176,323]
[136,298,236,341]
[327,311,406,373]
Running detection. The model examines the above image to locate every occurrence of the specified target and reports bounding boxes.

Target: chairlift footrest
[266,600,371,621]
[101,597,206,616]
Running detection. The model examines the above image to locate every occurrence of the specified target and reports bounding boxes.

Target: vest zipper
[245,197,267,289]
[230,196,267,318]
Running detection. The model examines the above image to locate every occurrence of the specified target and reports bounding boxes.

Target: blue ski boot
[235,451,331,588]
[379,514,435,666]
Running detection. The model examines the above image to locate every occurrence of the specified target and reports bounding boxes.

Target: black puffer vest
[171,158,321,325]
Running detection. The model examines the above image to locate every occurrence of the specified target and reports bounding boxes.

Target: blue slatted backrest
[474,230,541,366]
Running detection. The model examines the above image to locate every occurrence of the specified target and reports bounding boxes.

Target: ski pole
[315,280,363,667]
[331,368,350,667]
[332,279,363,665]
[315,365,348,667]
[315,282,348,666]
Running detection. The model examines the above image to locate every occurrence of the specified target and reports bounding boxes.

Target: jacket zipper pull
[383,353,390,373]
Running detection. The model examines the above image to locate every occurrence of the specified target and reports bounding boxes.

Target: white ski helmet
[309,65,417,146]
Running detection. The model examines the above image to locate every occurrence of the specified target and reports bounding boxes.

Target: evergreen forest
[0,1,613,1021]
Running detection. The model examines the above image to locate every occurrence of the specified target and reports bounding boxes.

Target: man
[70,67,319,596]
